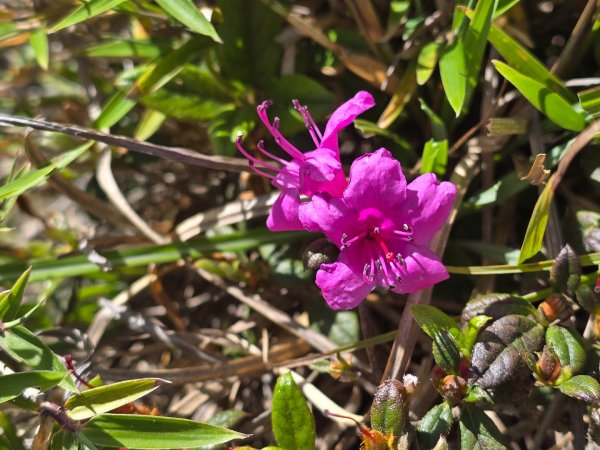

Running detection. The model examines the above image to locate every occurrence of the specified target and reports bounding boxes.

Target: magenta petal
[403,174,457,245]
[301,148,347,197]
[316,251,374,310]
[392,246,449,294]
[266,191,304,231]
[320,91,375,152]
[343,148,407,213]
[299,194,358,245]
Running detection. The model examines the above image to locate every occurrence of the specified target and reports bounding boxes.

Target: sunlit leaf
[154,0,221,43]
[50,0,127,33]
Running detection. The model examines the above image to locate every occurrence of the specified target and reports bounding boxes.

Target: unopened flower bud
[535,346,561,383]
[538,293,574,322]
[436,375,467,405]
[371,379,410,439]
[302,238,339,270]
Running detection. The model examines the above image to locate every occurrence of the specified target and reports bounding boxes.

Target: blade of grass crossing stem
[154,0,222,43]
[462,0,497,107]
[49,0,127,32]
[0,229,308,283]
[518,178,555,263]
[493,60,587,131]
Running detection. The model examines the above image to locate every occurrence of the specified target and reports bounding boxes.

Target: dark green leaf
[141,91,232,122]
[208,107,255,156]
[546,326,586,377]
[461,293,535,323]
[495,0,520,16]
[81,414,246,448]
[154,0,221,42]
[0,370,66,404]
[550,245,581,295]
[0,412,26,450]
[271,372,316,450]
[93,90,135,130]
[217,0,282,90]
[416,402,453,450]
[419,99,446,140]
[470,315,544,388]
[50,0,127,33]
[557,375,600,403]
[65,378,166,420]
[493,61,587,132]
[459,405,507,449]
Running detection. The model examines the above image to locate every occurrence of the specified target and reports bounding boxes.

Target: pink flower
[299,149,457,310]
[236,91,375,231]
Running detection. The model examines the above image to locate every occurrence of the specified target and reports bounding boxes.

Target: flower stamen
[293,99,323,147]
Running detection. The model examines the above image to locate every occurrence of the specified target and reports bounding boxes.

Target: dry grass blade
[0,114,249,172]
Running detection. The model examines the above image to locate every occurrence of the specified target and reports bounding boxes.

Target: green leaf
[495,0,520,17]
[50,431,80,450]
[462,172,527,211]
[217,0,282,90]
[464,8,576,103]
[461,293,536,323]
[0,267,31,321]
[353,119,414,160]
[0,142,92,202]
[371,380,409,437]
[141,91,231,122]
[416,402,453,450]
[0,325,77,391]
[411,305,460,338]
[81,414,246,448]
[65,378,166,420]
[271,373,316,450]
[463,316,492,359]
[29,28,49,70]
[0,229,306,283]
[558,375,600,403]
[133,109,166,141]
[412,305,462,374]
[50,0,127,33]
[154,0,221,43]
[546,326,586,377]
[470,315,544,388]
[459,405,507,449]
[82,39,162,59]
[439,38,467,116]
[578,85,600,118]
[0,370,66,404]
[462,0,497,107]
[417,40,442,85]
[518,178,554,263]
[493,60,587,131]
[93,90,136,130]
[0,412,26,450]
[418,99,446,140]
[135,38,208,96]
[421,139,448,175]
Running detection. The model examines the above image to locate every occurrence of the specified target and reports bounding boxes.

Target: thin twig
[0,114,249,172]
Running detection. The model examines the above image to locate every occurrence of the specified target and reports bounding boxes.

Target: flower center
[340,222,414,287]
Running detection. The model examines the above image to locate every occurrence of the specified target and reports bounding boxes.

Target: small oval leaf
[546,326,586,376]
[558,375,600,403]
[0,371,66,404]
[272,372,316,450]
[416,402,453,450]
